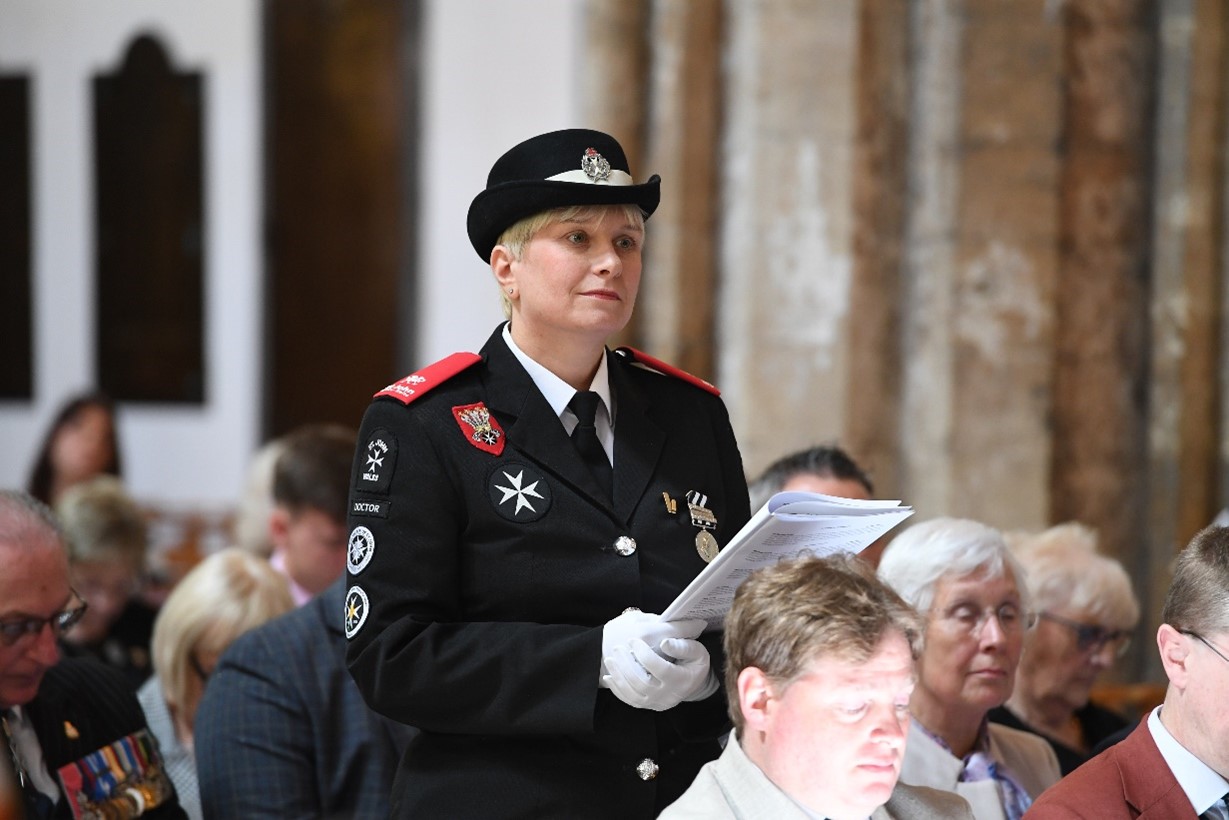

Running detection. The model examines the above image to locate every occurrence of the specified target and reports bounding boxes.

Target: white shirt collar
[1149,705,1229,814]
[4,703,61,802]
[501,323,614,428]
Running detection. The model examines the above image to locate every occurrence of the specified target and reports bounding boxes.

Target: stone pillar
[1145,0,1225,681]
[897,0,1062,527]
[1050,1,1157,568]
[717,0,859,477]
[640,0,723,380]
[580,0,650,349]
[846,0,910,497]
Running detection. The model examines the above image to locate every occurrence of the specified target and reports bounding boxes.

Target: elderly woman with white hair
[878,517,1061,820]
[989,523,1139,774]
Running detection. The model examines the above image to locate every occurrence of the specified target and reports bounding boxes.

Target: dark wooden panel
[0,75,33,400]
[94,34,205,403]
[264,0,414,436]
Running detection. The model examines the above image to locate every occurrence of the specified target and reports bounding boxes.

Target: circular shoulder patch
[344,585,370,639]
[347,526,376,574]
[488,462,552,523]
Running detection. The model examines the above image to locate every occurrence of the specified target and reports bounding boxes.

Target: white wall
[0,0,262,507]
[416,0,581,363]
[0,0,583,507]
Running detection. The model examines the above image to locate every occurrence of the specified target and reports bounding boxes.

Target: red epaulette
[615,347,720,396]
[374,352,481,405]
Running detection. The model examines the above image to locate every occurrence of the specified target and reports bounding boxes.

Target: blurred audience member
[991,523,1139,774]
[137,548,293,820]
[26,391,121,507]
[195,575,410,819]
[1026,526,1229,818]
[56,475,156,688]
[748,444,888,565]
[267,425,356,605]
[879,517,1060,820]
[661,553,972,819]
[231,436,288,558]
[0,490,187,819]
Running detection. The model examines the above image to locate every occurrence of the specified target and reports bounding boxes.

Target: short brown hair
[724,553,923,733]
[272,425,356,524]
[1162,525,1229,636]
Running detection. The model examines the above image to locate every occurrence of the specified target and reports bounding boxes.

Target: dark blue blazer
[195,580,408,819]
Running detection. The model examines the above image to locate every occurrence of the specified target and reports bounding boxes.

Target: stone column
[640,0,724,380]
[897,0,1063,527]
[717,0,859,477]
[846,0,910,497]
[580,0,650,349]
[1050,0,1158,567]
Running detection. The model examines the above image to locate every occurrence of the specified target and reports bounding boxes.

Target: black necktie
[2,709,55,819]
[569,391,613,500]
[1202,794,1229,820]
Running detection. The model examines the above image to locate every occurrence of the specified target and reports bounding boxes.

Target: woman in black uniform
[345,129,750,819]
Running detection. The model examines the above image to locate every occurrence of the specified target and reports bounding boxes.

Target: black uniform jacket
[345,325,750,819]
[25,657,188,819]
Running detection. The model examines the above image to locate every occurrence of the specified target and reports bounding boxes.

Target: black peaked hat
[466,128,661,262]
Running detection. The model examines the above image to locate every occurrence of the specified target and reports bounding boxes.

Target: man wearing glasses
[0,490,185,819]
[1026,525,1229,819]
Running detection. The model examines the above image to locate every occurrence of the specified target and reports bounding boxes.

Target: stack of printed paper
[662,492,914,630]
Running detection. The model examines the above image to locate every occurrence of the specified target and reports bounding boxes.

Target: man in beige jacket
[660,554,973,820]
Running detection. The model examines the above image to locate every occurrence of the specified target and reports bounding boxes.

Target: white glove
[600,610,705,671]
[601,636,717,711]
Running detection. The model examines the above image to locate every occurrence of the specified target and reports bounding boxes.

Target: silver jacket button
[636,758,659,781]
[614,536,637,556]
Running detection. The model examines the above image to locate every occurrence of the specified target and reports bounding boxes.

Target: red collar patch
[375,352,481,405]
[452,402,506,456]
[615,346,720,395]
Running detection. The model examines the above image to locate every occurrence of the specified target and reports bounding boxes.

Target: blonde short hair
[493,203,645,318]
[152,548,293,717]
[55,476,147,572]
[724,553,922,734]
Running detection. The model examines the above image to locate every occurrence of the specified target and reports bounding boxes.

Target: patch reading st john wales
[357,429,397,495]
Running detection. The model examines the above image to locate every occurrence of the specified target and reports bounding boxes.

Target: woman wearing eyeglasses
[989,523,1140,775]
[878,517,1061,820]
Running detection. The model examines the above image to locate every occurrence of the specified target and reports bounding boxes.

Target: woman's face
[66,559,138,645]
[917,569,1027,717]
[1016,608,1123,714]
[506,208,643,345]
[51,404,115,485]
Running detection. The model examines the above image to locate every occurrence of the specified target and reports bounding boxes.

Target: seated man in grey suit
[660,553,973,820]
[1027,525,1229,819]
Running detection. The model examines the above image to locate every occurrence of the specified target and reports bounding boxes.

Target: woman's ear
[491,245,515,291]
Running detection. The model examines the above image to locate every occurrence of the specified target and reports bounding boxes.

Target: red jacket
[1025,719,1197,819]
